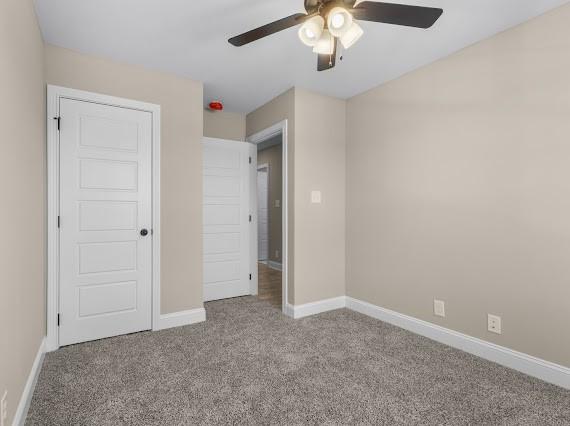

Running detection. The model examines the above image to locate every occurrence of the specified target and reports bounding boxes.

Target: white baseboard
[345,297,570,390]
[154,308,206,331]
[289,296,346,319]
[284,303,295,318]
[267,261,282,271]
[13,338,46,426]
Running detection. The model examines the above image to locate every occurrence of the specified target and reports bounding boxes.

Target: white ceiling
[34,0,569,113]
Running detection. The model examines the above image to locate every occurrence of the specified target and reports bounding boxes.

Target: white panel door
[203,138,251,302]
[257,166,269,261]
[59,98,152,346]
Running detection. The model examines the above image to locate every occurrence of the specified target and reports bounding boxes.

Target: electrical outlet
[488,314,502,334]
[275,250,279,259]
[434,299,445,317]
[1,390,7,426]
[275,199,280,208]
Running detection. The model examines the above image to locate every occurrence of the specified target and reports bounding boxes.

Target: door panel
[79,159,138,190]
[59,98,152,346]
[203,138,251,302]
[78,281,138,317]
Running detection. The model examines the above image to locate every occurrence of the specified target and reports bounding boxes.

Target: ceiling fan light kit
[228,1,444,72]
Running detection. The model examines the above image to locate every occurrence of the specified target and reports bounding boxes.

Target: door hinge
[57,314,60,327]
[54,116,61,131]
[57,216,60,228]
[249,156,252,164]
[249,274,252,280]
[249,214,252,222]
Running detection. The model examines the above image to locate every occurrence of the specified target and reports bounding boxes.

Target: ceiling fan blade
[352,2,443,29]
[229,14,308,47]
[317,39,337,72]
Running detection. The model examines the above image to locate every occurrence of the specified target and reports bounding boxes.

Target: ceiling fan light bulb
[331,13,345,29]
[312,29,334,55]
[340,22,363,49]
[298,15,325,47]
[327,7,353,38]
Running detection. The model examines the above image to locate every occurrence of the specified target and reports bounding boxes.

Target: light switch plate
[275,199,280,208]
[488,314,502,334]
[434,299,445,317]
[311,191,322,204]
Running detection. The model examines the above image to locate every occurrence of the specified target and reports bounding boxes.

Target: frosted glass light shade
[298,15,325,47]
[327,7,353,38]
[340,22,364,49]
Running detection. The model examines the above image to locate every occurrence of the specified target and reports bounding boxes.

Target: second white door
[203,138,253,302]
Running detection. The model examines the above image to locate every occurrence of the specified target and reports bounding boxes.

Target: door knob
[140,229,149,236]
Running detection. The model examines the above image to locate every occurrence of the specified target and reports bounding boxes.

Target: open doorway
[248,120,288,313]
[256,139,282,308]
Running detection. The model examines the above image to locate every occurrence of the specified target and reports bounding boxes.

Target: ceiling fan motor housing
[305,0,356,15]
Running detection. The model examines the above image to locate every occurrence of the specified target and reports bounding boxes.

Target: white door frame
[247,120,289,315]
[257,163,269,261]
[46,85,161,351]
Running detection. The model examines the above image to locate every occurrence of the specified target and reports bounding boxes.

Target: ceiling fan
[228,1,443,71]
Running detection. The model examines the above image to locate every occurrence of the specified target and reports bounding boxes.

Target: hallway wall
[204,110,246,141]
[258,144,283,264]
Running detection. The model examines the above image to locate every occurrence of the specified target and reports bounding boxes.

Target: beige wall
[258,144,283,263]
[293,89,346,305]
[204,110,246,141]
[346,4,570,367]
[45,44,204,314]
[247,88,346,305]
[0,1,45,424]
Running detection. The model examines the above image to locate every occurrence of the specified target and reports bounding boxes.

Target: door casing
[46,85,161,351]
[247,120,289,316]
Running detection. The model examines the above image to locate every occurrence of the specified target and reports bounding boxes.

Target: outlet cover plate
[488,314,502,334]
[434,299,445,317]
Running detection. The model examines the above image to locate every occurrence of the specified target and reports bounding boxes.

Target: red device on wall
[209,101,224,111]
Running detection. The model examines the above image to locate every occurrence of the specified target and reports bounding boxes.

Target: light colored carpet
[27,297,570,425]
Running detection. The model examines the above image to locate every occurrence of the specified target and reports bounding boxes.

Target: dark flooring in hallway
[257,261,281,309]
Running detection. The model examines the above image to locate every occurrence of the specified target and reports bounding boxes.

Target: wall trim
[284,303,295,318]
[154,308,206,331]
[289,296,346,319]
[345,297,570,390]
[46,85,161,351]
[267,261,282,271]
[13,338,46,426]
